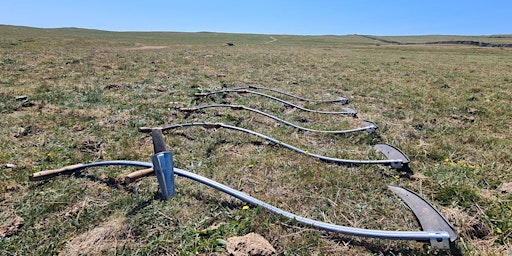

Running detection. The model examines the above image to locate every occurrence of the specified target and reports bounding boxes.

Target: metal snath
[30,126,457,250]
[181,104,378,134]
[195,88,357,116]
[229,85,349,104]
[139,122,409,169]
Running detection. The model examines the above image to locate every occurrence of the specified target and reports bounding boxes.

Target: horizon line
[2,23,511,38]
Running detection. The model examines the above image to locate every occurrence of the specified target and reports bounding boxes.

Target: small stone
[4,164,16,169]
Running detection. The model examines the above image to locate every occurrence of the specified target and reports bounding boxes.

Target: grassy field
[1,25,511,255]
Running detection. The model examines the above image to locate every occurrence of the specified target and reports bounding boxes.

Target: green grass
[1,25,511,255]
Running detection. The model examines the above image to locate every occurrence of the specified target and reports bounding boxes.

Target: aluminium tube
[144,122,404,168]
[196,89,357,116]
[181,104,376,134]
[231,85,349,104]
[36,160,448,246]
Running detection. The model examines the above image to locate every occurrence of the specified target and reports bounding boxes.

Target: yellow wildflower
[444,158,450,163]
[242,205,249,210]
[496,228,503,234]
[305,150,309,156]
[248,164,254,168]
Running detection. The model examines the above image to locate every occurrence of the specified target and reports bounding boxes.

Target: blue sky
[1,1,510,35]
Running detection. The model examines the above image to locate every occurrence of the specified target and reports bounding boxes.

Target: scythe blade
[388,185,458,242]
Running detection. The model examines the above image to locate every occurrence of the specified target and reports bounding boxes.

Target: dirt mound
[227,232,276,256]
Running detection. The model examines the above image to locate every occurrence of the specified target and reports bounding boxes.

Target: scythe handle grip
[138,127,152,133]
[124,168,154,183]
[29,164,85,181]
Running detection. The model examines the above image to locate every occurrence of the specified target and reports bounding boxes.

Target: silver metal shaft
[141,122,408,169]
[196,89,357,116]
[181,104,377,134]
[35,160,451,249]
[231,85,349,104]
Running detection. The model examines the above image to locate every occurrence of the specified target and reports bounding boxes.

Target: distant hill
[1,24,511,48]
[358,34,512,48]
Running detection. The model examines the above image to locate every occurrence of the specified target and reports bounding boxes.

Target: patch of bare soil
[0,215,24,237]
[58,216,129,256]
[125,43,168,50]
[443,207,491,239]
[227,232,276,256]
[498,182,512,194]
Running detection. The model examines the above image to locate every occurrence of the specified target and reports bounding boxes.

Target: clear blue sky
[1,1,510,36]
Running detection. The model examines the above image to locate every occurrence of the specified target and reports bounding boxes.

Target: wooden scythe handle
[124,168,154,183]
[29,164,85,181]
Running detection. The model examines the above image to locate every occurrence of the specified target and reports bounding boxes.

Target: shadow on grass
[185,189,246,210]
[125,195,160,217]
[76,173,137,194]
[329,234,463,256]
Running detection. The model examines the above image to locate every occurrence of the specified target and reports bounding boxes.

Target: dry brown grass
[59,216,130,256]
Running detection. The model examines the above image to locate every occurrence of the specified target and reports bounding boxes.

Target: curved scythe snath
[195,89,357,116]
[28,162,456,249]
[29,128,456,249]
[139,122,409,169]
[180,104,377,134]
[231,85,349,104]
